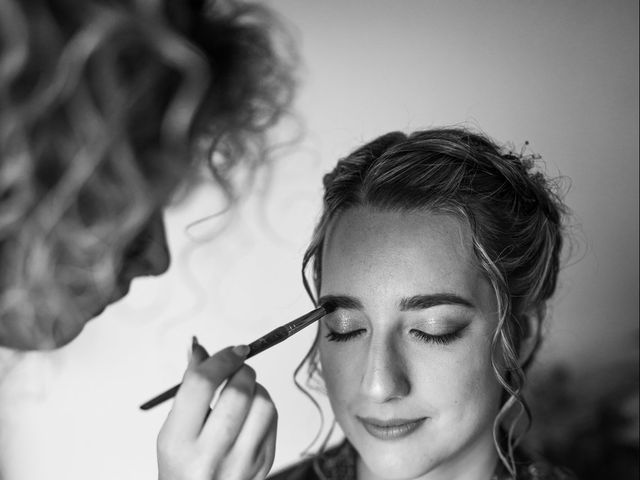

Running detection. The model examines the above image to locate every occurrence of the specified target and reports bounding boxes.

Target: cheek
[415,337,500,414]
[468,334,503,407]
[318,342,358,409]
[455,357,502,431]
[455,351,501,407]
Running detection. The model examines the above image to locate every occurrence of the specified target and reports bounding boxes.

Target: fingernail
[232,344,250,357]
[188,336,199,361]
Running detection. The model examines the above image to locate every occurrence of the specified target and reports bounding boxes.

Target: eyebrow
[399,294,474,310]
[317,293,474,311]
[317,295,363,310]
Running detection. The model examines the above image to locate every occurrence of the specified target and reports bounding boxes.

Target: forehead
[320,207,483,298]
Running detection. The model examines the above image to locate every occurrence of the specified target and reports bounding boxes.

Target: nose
[360,335,411,403]
[142,216,170,276]
[123,212,171,278]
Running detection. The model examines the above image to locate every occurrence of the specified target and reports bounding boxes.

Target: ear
[517,306,543,368]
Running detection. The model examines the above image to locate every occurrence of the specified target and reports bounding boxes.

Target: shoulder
[509,450,578,480]
[268,441,357,480]
[518,462,578,480]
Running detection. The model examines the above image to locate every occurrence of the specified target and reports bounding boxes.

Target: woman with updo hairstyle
[270,128,574,479]
[1,0,296,478]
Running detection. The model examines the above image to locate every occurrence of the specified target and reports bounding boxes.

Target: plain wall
[0,1,637,478]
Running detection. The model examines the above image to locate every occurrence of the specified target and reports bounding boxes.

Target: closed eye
[325,329,366,342]
[410,329,463,345]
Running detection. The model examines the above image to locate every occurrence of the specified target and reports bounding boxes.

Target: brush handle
[139,306,326,411]
[247,326,289,358]
[140,384,180,410]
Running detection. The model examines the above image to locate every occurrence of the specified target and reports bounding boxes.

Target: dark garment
[268,440,576,480]
[268,441,356,480]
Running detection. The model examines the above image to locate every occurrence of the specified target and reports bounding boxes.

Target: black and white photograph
[0,1,637,479]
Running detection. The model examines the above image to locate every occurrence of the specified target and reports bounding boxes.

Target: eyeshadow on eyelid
[324,315,360,331]
[414,317,470,332]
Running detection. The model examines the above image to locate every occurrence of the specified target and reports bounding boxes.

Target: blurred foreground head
[0,0,297,350]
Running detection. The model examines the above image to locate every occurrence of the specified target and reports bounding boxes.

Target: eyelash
[409,329,462,345]
[325,328,463,345]
[325,330,365,342]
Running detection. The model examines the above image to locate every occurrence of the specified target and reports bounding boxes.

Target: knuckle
[229,366,257,394]
[208,349,236,369]
[237,365,257,383]
[254,383,271,401]
[198,348,242,378]
[181,369,213,394]
[264,400,278,422]
[183,365,208,384]
[254,384,277,418]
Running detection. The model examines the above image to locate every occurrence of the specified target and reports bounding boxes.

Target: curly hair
[0,0,297,349]
[297,127,567,477]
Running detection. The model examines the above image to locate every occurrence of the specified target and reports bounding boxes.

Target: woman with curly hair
[1,0,295,478]
[0,0,296,350]
[271,128,575,479]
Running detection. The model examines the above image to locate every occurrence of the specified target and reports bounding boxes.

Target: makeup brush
[139,304,333,410]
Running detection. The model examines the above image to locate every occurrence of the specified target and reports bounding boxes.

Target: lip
[111,280,131,302]
[357,416,427,440]
[92,281,130,318]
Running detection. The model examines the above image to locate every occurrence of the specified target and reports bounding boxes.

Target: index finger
[163,345,249,439]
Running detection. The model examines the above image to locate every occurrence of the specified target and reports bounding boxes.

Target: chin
[39,313,90,350]
[0,323,82,351]
[357,443,437,480]
[0,296,111,351]
[31,317,88,350]
[51,323,86,348]
[347,422,446,480]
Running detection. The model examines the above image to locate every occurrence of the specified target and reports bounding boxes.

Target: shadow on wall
[525,352,639,479]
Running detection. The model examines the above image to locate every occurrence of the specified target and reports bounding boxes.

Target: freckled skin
[318,207,502,480]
